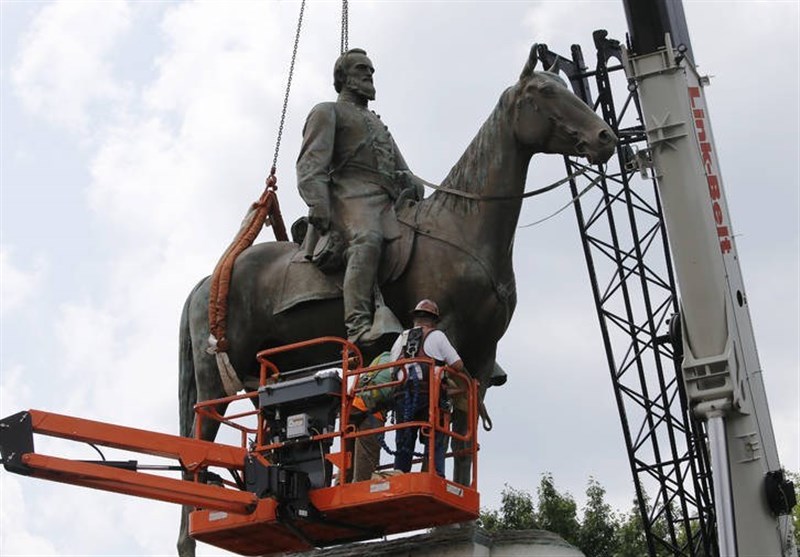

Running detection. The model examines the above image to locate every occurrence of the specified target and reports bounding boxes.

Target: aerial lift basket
[0,337,480,556]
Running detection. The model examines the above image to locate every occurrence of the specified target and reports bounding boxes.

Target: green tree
[479,484,538,532]
[614,493,684,557]
[614,499,649,557]
[537,472,580,546]
[577,477,619,557]
[479,475,712,556]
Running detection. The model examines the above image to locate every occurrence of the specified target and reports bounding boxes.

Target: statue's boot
[353,300,402,349]
[344,234,382,344]
[366,284,403,340]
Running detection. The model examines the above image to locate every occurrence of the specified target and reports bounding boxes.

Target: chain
[340,0,349,54]
[269,0,306,183]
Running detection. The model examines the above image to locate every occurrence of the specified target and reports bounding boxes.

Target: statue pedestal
[293,525,584,557]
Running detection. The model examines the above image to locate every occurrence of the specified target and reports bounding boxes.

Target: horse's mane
[419,85,517,217]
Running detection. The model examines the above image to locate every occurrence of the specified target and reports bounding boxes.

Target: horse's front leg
[451,354,496,486]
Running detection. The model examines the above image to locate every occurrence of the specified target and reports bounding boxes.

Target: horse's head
[513,45,616,164]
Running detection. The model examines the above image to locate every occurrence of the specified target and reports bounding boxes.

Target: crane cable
[206,2,312,391]
[340,0,349,54]
[270,0,347,176]
[269,0,306,180]
[206,1,352,394]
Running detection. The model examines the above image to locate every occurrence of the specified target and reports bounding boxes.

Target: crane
[534,1,797,555]
[623,2,796,554]
[530,1,795,554]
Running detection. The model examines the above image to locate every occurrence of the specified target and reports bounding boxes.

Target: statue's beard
[346,76,376,101]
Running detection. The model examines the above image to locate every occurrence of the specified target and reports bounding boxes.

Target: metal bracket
[0,411,34,475]
[765,470,797,516]
[624,146,656,179]
[645,111,688,151]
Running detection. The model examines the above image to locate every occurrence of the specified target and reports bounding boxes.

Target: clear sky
[1,1,798,555]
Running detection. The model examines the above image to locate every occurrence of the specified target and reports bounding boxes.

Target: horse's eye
[539,84,557,96]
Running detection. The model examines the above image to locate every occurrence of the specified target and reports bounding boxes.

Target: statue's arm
[392,140,426,202]
[297,103,336,232]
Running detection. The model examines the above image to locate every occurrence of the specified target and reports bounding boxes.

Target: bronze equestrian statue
[177,46,616,556]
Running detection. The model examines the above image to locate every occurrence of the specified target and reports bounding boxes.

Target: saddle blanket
[274,210,415,315]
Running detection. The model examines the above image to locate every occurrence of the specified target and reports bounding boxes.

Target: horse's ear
[520,44,539,80]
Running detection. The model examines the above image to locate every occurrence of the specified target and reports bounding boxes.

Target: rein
[417,167,586,201]
[415,162,606,229]
[519,171,604,228]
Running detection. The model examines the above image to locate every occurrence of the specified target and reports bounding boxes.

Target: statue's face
[344,53,376,101]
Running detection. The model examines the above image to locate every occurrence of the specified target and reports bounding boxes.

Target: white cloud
[83,3,324,250]
[145,2,282,113]
[0,365,32,425]
[0,368,65,554]
[0,248,46,316]
[11,1,132,133]
[0,476,60,556]
[54,303,119,377]
[88,116,196,239]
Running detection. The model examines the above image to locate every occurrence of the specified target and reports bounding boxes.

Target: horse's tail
[179,280,204,439]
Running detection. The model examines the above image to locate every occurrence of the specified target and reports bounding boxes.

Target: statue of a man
[296,48,423,345]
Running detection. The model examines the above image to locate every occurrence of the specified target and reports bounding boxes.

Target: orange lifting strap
[208,178,287,352]
[0,337,480,556]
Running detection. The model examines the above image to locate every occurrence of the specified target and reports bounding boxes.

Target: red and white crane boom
[622,2,796,554]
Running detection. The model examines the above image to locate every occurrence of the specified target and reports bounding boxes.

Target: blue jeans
[393,387,446,477]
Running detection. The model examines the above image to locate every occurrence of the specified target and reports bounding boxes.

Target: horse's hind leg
[177,386,230,557]
[177,333,231,557]
[178,507,195,557]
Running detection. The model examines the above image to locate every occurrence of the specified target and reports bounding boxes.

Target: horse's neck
[422,100,532,268]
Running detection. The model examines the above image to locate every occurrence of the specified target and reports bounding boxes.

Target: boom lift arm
[622,1,797,555]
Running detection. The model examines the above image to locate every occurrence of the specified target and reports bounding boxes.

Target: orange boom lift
[0,337,480,556]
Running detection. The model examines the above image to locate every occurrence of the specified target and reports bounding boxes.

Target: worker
[345,397,384,482]
[296,47,425,346]
[391,299,465,477]
[345,352,394,482]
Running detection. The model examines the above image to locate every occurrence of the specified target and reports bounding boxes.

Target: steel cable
[269,0,306,178]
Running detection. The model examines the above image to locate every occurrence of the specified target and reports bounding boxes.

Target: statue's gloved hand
[308,204,330,233]
[413,181,424,201]
[395,170,424,202]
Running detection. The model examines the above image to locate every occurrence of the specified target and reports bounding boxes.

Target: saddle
[273,200,418,315]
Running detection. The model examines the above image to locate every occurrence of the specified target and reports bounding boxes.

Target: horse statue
[177,46,616,556]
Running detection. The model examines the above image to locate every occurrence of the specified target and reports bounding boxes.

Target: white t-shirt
[390,327,460,365]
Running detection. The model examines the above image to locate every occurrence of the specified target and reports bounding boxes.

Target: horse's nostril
[598,128,614,143]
